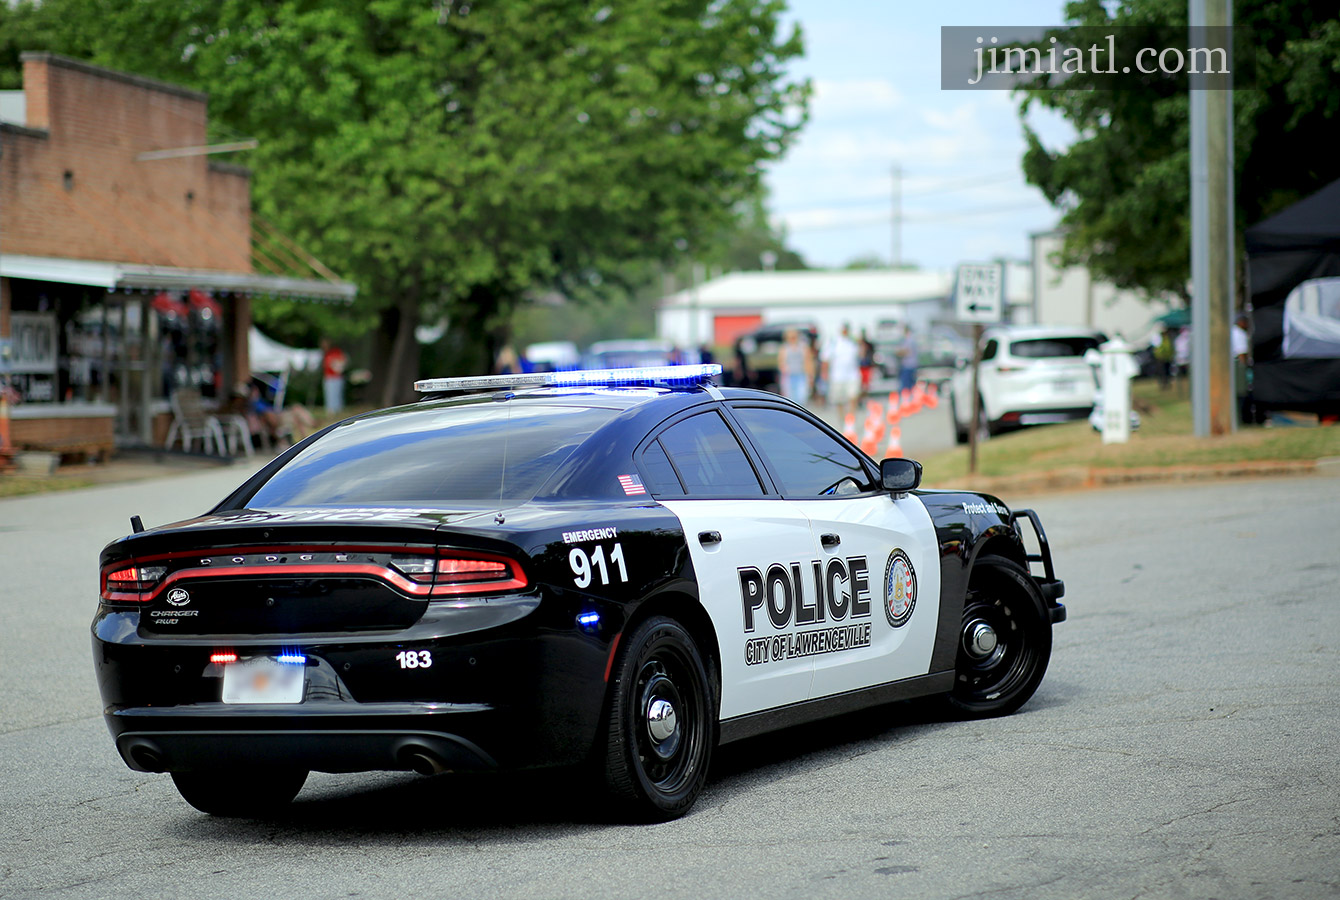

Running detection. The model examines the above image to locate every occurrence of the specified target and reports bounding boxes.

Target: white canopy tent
[249,327,321,373]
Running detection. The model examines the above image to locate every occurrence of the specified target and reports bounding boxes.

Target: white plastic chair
[164,389,226,455]
[217,414,254,458]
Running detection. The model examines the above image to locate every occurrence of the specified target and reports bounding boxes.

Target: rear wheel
[945,554,1051,718]
[602,616,715,821]
[950,395,969,444]
[170,768,308,817]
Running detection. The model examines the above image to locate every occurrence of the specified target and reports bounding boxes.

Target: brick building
[0,53,353,458]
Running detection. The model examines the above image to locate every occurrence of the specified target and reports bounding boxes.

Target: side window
[981,339,999,361]
[731,406,874,497]
[640,440,685,497]
[656,412,764,497]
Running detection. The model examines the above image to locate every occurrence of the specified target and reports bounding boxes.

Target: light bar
[415,364,722,393]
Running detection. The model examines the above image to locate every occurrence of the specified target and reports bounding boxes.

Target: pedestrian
[858,330,876,396]
[1233,314,1253,424]
[821,324,862,418]
[1153,327,1175,390]
[320,338,347,414]
[897,325,919,392]
[778,328,814,404]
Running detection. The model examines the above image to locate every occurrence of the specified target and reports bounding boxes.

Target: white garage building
[656,267,1033,351]
[657,270,949,351]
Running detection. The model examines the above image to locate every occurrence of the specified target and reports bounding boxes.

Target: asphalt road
[1,463,1337,899]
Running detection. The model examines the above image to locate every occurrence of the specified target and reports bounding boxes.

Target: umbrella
[1155,308,1191,328]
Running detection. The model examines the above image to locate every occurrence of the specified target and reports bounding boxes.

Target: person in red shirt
[320,339,348,413]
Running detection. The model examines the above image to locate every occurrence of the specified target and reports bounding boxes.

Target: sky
[764,0,1078,271]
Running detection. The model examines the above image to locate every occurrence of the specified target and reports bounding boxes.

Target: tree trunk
[376,280,422,408]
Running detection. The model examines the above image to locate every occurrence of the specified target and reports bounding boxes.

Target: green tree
[3,0,808,403]
[1017,0,1340,301]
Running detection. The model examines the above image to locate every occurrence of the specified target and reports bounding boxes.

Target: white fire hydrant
[1089,338,1139,444]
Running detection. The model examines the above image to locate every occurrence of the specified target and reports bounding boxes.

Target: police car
[93,365,1065,821]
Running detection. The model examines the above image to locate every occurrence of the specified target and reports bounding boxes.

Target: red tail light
[432,551,528,597]
[100,565,167,602]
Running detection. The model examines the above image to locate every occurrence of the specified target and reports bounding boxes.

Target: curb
[924,458,1322,496]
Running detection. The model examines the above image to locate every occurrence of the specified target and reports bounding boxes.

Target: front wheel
[944,554,1052,718]
[602,616,716,821]
[171,768,308,817]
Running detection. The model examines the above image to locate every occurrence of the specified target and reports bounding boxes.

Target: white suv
[949,325,1104,442]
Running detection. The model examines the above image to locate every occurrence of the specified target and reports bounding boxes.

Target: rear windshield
[1010,337,1103,359]
[242,401,617,509]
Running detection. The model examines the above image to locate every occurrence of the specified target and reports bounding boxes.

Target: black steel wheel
[603,616,716,821]
[170,768,308,817]
[945,554,1051,718]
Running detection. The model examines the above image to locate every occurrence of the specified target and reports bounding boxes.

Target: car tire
[949,395,969,445]
[944,554,1052,718]
[170,768,308,817]
[602,616,716,821]
[976,396,997,442]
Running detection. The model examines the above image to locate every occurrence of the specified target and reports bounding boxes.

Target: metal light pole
[1189,0,1236,436]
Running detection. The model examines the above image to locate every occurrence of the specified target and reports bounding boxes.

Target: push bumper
[1011,509,1067,624]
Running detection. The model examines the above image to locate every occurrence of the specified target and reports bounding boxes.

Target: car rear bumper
[111,704,500,775]
[93,603,617,775]
[996,406,1092,428]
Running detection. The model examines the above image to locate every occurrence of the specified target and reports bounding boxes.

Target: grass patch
[0,472,97,498]
[920,380,1340,485]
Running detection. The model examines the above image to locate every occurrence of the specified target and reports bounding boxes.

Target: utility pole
[1189,0,1236,435]
[891,163,902,268]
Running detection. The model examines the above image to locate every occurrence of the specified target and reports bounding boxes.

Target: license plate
[221,657,305,704]
[1052,380,1078,392]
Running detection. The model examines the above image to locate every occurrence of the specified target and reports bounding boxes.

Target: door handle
[698,531,722,546]
[820,533,841,549]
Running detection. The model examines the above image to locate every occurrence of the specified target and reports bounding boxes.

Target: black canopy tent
[1245,177,1340,414]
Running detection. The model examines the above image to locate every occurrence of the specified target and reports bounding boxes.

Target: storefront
[0,54,354,461]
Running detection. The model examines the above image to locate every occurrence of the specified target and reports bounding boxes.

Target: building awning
[0,253,356,301]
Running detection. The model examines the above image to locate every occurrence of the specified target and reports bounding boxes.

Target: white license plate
[221,657,305,704]
[1051,380,1078,392]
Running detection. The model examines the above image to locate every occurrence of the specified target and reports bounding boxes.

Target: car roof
[984,324,1105,340]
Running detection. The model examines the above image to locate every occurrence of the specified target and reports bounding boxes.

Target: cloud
[812,78,903,116]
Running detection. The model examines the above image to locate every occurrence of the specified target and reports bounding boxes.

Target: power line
[783,202,1046,233]
[778,171,1019,213]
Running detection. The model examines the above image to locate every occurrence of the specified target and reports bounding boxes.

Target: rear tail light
[433,551,528,596]
[391,551,528,595]
[390,557,437,579]
[101,565,167,602]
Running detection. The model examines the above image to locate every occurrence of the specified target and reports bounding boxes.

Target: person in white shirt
[821,324,862,418]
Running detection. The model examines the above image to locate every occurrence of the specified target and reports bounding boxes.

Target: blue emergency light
[414,364,722,393]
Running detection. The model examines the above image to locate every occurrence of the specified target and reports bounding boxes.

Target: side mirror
[880,458,922,494]
[1083,348,1101,367]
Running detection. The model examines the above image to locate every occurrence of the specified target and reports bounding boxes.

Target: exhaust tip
[397,744,450,776]
[127,742,166,773]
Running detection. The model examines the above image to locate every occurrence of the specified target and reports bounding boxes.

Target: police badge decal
[883,550,916,628]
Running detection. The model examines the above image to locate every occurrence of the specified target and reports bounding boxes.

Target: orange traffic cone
[842,413,858,443]
[922,381,939,410]
[886,392,901,424]
[899,388,914,417]
[885,425,903,458]
[859,401,883,456]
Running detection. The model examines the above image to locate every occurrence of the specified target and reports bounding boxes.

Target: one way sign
[954,263,1004,323]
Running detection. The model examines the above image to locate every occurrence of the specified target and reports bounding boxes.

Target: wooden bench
[19,438,115,464]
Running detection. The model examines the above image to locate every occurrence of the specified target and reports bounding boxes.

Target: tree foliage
[2,0,808,402]
[1017,0,1340,302]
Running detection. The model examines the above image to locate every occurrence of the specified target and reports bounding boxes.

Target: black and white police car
[93,365,1065,821]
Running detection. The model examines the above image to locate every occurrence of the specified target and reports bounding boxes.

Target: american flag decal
[617,474,646,496]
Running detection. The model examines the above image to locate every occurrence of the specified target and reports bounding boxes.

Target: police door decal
[738,556,875,667]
